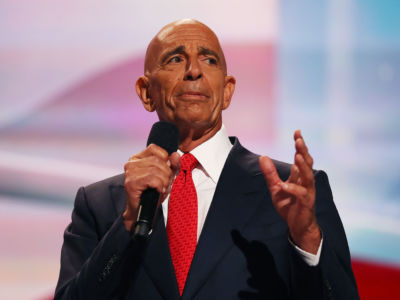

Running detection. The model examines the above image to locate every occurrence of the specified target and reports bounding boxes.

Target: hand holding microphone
[123,121,180,239]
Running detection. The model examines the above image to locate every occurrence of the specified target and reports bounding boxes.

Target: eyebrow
[198,47,220,62]
[161,46,185,63]
[160,45,221,64]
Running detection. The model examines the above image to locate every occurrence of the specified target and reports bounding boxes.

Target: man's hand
[123,144,180,232]
[259,130,321,254]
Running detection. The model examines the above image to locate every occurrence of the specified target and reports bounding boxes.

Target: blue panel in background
[279,0,400,265]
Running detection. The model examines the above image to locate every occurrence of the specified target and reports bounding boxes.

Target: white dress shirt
[162,125,322,266]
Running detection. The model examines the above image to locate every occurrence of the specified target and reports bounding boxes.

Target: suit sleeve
[54,186,142,300]
[289,170,360,300]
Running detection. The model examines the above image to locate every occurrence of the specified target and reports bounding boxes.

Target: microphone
[133,121,180,239]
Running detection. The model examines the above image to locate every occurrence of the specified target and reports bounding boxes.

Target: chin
[175,111,204,124]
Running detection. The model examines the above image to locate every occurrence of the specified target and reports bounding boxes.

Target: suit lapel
[182,138,268,299]
[110,183,180,300]
[142,208,180,300]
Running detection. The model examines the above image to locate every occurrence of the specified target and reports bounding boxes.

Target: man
[55,19,359,299]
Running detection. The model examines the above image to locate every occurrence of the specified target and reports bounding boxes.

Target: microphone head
[147,121,180,155]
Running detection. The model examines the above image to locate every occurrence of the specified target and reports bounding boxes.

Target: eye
[205,57,217,65]
[168,56,182,64]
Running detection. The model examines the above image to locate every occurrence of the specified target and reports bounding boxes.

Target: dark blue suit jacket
[55,137,359,299]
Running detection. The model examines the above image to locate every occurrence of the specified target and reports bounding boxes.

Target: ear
[136,75,155,112]
[222,75,236,110]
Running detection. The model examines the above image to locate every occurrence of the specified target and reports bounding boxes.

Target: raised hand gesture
[259,130,321,253]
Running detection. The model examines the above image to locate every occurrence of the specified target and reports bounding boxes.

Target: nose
[184,58,202,81]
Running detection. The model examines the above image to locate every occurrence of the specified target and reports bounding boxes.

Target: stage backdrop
[1,1,399,299]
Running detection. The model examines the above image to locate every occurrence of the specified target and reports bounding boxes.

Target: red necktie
[167,153,198,295]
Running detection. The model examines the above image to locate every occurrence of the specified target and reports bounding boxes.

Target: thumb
[169,152,181,173]
[259,156,281,191]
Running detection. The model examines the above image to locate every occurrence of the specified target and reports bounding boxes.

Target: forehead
[157,24,222,54]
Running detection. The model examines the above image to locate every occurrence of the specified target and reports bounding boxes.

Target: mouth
[183,91,205,96]
[178,91,209,99]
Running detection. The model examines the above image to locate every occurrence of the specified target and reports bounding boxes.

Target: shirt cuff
[289,237,323,267]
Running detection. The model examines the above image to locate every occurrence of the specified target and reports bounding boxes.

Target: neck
[178,122,221,153]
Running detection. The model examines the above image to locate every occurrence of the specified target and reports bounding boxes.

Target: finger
[273,191,295,210]
[294,131,313,167]
[147,173,169,194]
[129,144,169,161]
[169,152,181,173]
[124,158,173,192]
[295,138,313,167]
[294,129,302,141]
[287,164,300,184]
[125,173,169,194]
[259,156,282,192]
[280,182,308,200]
[295,153,315,188]
[125,156,172,178]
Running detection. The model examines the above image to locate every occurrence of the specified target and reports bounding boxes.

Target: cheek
[165,78,177,97]
[152,78,175,108]
[210,73,225,96]
[162,76,181,103]
[211,82,226,109]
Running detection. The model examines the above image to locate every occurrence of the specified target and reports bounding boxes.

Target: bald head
[135,19,236,152]
[144,19,227,75]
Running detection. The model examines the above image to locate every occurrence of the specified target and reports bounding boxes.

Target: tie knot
[180,153,198,172]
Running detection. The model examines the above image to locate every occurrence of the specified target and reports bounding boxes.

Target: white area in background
[326,0,353,145]
[0,0,278,128]
[0,196,71,300]
[0,150,120,183]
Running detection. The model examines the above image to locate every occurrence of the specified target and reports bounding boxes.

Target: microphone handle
[133,188,159,239]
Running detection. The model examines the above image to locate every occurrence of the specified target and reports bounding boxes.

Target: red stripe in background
[352,259,400,299]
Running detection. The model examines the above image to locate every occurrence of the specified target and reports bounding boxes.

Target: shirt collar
[178,124,233,184]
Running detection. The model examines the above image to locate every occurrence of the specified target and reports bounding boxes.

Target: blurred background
[1,0,399,299]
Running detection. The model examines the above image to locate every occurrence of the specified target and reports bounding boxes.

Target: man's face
[137,21,235,136]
